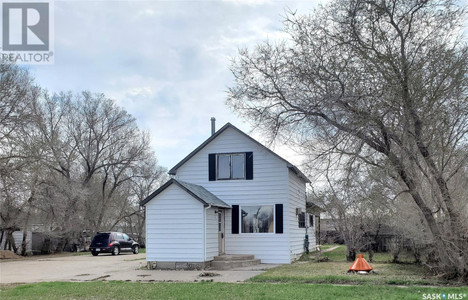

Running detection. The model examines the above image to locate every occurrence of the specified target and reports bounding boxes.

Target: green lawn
[2,281,467,300]
[2,245,466,299]
[316,244,414,263]
[251,244,456,286]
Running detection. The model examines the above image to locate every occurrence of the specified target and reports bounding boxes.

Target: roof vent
[210,117,216,136]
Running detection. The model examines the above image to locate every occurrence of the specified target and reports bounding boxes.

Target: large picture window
[241,205,274,233]
[217,153,245,180]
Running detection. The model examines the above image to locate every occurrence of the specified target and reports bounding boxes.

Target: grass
[251,244,457,286]
[317,244,414,263]
[251,261,443,285]
[2,245,466,299]
[1,281,467,300]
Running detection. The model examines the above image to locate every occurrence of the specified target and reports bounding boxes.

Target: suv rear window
[92,233,110,244]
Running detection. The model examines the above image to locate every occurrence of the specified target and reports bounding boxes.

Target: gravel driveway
[0,253,275,284]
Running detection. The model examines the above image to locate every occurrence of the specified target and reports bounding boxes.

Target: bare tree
[1,65,164,253]
[31,91,163,250]
[0,64,40,254]
[312,156,394,262]
[126,159,168,246]
[228,0,468,280]
[66,92,156,233]
[0,64,39,145]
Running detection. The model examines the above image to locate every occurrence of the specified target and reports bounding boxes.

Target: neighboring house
[319,216,399,252]
[0,230,88,255]
[0,230,32,255]
[306,201,325,247]
[141,121,316,268]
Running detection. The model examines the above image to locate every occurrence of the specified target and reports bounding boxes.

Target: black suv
[89,232,139,256]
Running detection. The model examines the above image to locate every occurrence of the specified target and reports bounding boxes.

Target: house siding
[307,214,317,252]
[0,231,32,254]
[288,169,308,261]
[175,127,291,264]
[145,184,204,262]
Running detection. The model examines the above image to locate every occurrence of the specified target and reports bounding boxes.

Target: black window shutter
[232,205,239,234]
[275,204,283,234]
[245,152,253,180]
[208,154,216,181]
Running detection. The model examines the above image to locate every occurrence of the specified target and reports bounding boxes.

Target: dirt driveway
[0,253,275,284]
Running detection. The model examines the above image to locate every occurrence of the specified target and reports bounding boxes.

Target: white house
[141,121,316,269]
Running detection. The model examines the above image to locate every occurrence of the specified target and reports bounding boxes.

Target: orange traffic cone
[348,254,373,272]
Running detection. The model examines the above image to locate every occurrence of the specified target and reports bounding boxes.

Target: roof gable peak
[168,122,310,183]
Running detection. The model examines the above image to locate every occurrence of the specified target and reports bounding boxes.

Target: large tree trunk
[5,230,18,253]
[388,152,466,279]
[346,247,356,262]
[55,237,68,253]
[21,230,28,256]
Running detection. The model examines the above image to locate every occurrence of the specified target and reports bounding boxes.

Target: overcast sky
[29,0,324,170]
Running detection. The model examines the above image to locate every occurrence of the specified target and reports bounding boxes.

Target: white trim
[145,206,148,261]
[203,204,211,262]
[216,152,246,180]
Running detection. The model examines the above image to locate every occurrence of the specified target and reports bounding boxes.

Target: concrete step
[210,259,261,270]
[213,254,255,261]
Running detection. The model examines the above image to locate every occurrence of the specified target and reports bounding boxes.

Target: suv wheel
[132,245,139,254]
[112,246,120,255]
[92,251,98,256]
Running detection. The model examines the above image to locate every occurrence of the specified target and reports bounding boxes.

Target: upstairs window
[209,152,253,181]
[217,153,245,180]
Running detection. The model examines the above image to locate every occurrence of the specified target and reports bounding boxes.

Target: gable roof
[168,123,310,183]
[140,178,230,208]
[306,201,325,215]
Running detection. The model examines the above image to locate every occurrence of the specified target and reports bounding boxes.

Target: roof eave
[203,203,231,209]
[140,179,230,208]
[140,179,175,206]
[168,123,233,175]
[287,165,311,183]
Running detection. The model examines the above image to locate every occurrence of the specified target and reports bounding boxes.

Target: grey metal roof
[176,180,230,208]
[140,178,230,208]
[168,123,310,183]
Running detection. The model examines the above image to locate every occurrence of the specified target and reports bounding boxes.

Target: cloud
[30,0,322,169]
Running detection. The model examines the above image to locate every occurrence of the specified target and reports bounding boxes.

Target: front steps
[210,254,261,270]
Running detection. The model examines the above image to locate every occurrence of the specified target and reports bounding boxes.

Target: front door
[218,209,225,255]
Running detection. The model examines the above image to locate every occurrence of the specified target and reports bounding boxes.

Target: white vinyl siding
[288,169,313,260]
[205,207,218,261]
[175,127,291,263]
[145,184,204,262]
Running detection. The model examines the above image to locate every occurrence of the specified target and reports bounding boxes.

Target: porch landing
[210,254,261,270]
